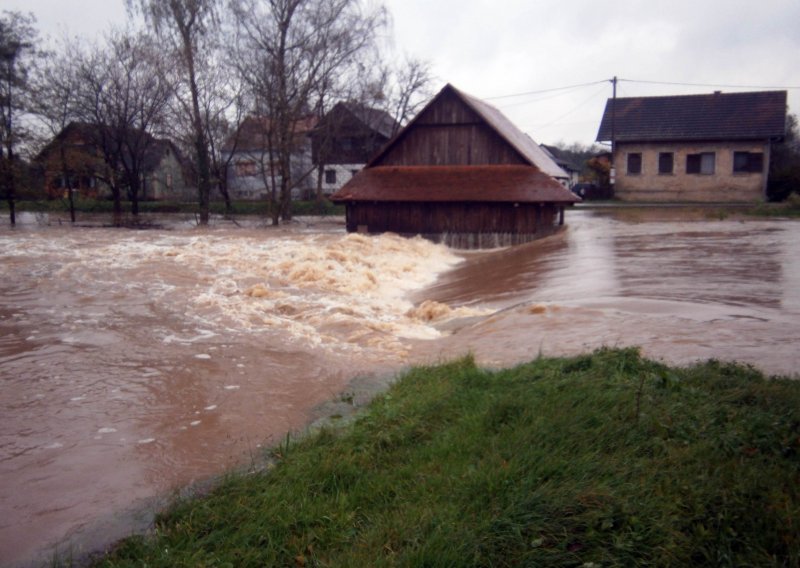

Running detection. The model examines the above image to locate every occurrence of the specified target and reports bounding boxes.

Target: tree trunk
[67,186,75,223]
[279,157,292,221]
[130,177,140,218]
[5,147,16,227]
[178,23,212,226]
[216,166,232,215]
[112,189,122,227]
[59,143,76,223]
[315,161,325,203]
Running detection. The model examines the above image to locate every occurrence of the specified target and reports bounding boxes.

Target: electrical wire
[619,78,800,90]
[484,77,799,104]
[483,80,609,101]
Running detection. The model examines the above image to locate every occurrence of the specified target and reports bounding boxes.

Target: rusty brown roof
[223,115,318,153]
[596,90,787,142]
[453,86,569,179]
[330,165,580,204]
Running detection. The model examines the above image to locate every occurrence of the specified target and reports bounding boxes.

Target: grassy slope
[97,348,800,567]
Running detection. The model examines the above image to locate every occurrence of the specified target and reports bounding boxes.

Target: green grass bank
[94,348,799,567]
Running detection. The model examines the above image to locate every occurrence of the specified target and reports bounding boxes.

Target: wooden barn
[330,83,579,248]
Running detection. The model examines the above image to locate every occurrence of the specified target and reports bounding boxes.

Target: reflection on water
[1,210,799,566]
[418,210,800,373]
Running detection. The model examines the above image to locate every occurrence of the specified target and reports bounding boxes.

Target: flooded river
[1,209,799,566]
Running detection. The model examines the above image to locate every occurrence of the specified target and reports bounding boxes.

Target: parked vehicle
[571,183,613,200]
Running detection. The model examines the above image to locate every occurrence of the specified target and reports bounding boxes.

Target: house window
[733,151,764,173]
[658,152,674,174]
[627,153,642,175]
[235,160,257,177]
[686,152,715,175]
[325,169,337,184]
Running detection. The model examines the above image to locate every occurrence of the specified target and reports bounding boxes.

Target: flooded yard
[1,209,798,566]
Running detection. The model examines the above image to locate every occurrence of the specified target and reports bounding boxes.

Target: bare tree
[30,40,83,222]
[232,0,387,225]
[378,56,433,136]
[127,0,220,225]
[0,10,38,226]
[161,33,247,216]
[71,32,172,225]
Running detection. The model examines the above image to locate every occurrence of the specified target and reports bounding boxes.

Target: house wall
[614,141,768,202]
[227,142,315,200]
[344,201,562,247]
[319,163,362,195]
[145,152,193,201]
[311,110,389,165]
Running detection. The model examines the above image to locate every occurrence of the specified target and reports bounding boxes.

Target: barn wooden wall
[345,202,562,247]
[373,90,526,167]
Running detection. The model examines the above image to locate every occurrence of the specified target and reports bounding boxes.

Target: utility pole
[610,75,617,189]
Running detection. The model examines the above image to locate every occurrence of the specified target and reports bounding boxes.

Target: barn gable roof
[367,84,567,178]
[596,90,787,143]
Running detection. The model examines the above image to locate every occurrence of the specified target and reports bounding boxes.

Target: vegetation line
[0,198,345,218]
[91,347,800,567]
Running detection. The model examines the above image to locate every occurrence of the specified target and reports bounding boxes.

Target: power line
[483,80,609,101]
[533,83,609,130]
[484,77,800,104]
[494,83,597,109]
[620,78,800,90]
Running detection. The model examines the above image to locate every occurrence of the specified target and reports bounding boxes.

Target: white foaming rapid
[180,232,468,356]
[17,230,473,358]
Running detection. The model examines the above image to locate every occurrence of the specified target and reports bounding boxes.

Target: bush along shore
[93,348,800,567]
[1,198,345,217]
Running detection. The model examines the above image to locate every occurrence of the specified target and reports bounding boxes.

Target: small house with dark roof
[331,84,579,248]
[596,90,787,202]
[310,101,398,195]
[35,122,192,201]
[540,144,581,188]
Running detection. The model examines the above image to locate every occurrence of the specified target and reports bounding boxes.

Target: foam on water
[9,230,468,356]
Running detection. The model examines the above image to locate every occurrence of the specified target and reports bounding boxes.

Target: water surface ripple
[1,210,798,566]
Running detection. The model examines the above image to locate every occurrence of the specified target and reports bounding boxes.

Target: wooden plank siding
[375,90,527,167]
[345,202,562,247]
[374,124,527,166]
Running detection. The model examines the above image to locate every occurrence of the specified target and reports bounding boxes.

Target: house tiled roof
[36,122,186,174]
[453,86,568,179]
[224,115,318,153]
[596,90,787,142]
[540,144,581,173]
[330,165,580,204]
[342,102,398,139]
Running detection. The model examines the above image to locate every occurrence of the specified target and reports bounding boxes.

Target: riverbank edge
[31,365,402,568]
[59,347,800,567]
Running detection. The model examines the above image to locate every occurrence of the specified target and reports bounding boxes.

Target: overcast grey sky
[5,0,799,146]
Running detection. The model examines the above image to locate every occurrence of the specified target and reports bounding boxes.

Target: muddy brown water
[1,209,798,566]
